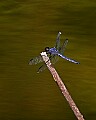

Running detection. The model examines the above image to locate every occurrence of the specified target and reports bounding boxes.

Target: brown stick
[40,52,85,120]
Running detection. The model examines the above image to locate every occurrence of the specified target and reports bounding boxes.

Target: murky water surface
[0,0,96,120]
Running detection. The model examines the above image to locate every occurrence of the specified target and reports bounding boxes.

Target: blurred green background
[0,0,96,120]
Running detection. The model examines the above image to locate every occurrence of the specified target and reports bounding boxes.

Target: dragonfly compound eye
[45,47,49,52]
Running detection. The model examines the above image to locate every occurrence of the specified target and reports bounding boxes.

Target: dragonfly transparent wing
[55,32,61,50]
[37,54,59,73]
[29,55,43,65]
[37,63,47,73]
[59,39,68,55]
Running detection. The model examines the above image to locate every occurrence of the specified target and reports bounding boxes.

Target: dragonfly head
[45,47,50,53]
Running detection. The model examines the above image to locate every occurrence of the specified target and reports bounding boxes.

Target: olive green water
[0,0,96,120]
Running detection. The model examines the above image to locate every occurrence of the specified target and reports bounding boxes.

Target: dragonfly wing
[29,55,43,65]
[58,53,80,64]
[37,54,59,73]
[51,54,59,64]
[55,32,61,50]
[37,55,53,73]
[60,39,68,55]
[37,63,47,73]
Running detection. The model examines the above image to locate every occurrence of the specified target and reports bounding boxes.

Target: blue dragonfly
[29,32,80,73]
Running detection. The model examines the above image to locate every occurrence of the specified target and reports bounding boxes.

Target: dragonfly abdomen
[58,53,80,64]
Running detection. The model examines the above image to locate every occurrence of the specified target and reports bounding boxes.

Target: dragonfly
[29,32,80,73]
